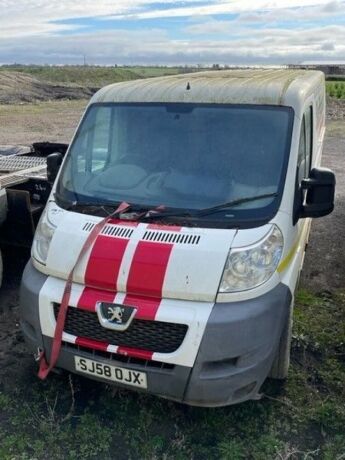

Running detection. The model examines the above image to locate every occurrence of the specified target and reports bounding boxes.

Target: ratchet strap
[38,201,130,380]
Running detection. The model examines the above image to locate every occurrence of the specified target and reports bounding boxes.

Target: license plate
[74,356,147,389]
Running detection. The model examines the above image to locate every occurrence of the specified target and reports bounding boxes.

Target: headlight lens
[219,225,283,293]
[32,210,56,264]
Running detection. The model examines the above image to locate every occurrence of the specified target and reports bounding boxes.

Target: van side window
[297,106,313,183]
[297,116,306,183]
[305,106,313,173]
[91,107,111,171]
[77,107,111,173]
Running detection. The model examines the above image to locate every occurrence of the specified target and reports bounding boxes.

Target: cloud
[320,41,336,50]
[236,0,345,24]
[321,0,344,11]
[0,0,336,38]
[104,0,333,20]
[184,0,345,34]
[0,0,344,64]
[1,23,344,65]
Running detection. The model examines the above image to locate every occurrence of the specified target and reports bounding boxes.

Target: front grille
[62,342,175,371]
[54,304,188,354]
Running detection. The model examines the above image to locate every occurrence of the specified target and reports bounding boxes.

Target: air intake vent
[142,231,200,245]
[82,222,95,232]
[82,222,134,239]
[101,225,134,239]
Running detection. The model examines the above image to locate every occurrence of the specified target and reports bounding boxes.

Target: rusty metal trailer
[0,142,67,286]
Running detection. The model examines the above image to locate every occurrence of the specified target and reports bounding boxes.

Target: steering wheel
[144,171,169,194]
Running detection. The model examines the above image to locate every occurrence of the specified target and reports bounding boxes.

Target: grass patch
[294,290,345,352]
[326,75,345,82]
[0,289,344,459]
[326,81,345,99]
[1,66,345,99]
[0,65,185,88]
[0,99,87,115]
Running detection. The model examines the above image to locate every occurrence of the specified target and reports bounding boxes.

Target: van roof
[91,69,324,110]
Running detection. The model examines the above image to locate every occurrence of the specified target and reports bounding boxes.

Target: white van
[20,70,335,407]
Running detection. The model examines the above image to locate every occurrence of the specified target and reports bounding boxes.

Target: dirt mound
[0,71,94,104]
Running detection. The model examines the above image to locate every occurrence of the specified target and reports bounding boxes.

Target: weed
[322,435,345,460]
[294,290,345,352]
[218,439,246,459]
[327,81,345,99]
[0,392,11,409]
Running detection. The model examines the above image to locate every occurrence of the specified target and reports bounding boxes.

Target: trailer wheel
[269,299,293,380]
[0,249,3,288]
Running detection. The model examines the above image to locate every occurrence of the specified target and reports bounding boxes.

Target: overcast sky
[0,0,344,65]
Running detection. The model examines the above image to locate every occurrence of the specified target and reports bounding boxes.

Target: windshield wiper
[55,192,277,220]
[54,193,156,217]
[144,193,278,221]
[192,192,278,217]
[54,192,126,212]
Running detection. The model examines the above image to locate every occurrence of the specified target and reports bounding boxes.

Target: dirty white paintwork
[36,69,327,306]
[33,69,327,368]
[90,69,324,117]
[37,205,236,303]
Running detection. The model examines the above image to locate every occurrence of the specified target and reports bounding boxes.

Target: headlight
[32,209,56,265]
[219,225,283,293]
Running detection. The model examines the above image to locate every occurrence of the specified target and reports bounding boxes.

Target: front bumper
[20,261,291,407]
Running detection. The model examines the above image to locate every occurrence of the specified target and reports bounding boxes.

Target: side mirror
[47,152,63,185]
[299,167,335,219]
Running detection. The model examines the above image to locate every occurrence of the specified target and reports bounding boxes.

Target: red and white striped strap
[38,201,130,380]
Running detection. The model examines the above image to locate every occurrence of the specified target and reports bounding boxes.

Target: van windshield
[56,103,293,226]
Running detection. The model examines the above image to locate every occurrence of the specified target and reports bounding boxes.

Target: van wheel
[0,249,3,288]
[269,300,293,380]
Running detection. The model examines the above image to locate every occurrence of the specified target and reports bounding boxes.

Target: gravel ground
[300,131,345,291]
[0,100,87,145]
[327,97,345,120]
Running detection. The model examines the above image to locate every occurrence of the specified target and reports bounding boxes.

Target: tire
[269,299,294,380]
